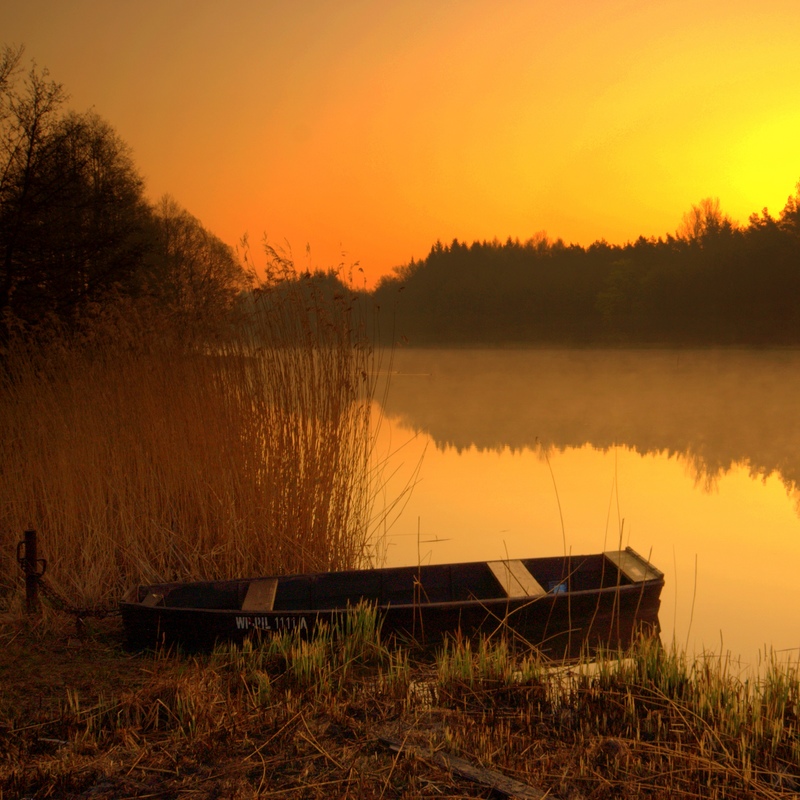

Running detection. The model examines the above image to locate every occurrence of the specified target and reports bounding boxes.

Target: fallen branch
[378,735,553,800]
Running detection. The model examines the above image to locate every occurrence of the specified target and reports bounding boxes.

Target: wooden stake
[17,529,46,614]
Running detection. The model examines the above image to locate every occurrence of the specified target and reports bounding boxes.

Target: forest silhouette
[372,192,800,346]
[4,43,800,351]
[0,45,249,346]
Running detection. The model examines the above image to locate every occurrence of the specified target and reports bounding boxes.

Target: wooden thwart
[241,578,278,612]
[487,559,546,598]
[142,592,164,607]
[604,548,663,583]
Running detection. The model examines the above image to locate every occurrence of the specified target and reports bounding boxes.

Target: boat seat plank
[142,592,164,607]
[241,578,278,611]
[604,548,663,583]
[487,560,546,598]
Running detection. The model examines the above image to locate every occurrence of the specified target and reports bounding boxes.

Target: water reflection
[374,348,800,669]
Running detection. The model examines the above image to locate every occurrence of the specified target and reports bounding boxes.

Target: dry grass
[0,267,380,611]
[2,614,800,799]
[436,635,800,798]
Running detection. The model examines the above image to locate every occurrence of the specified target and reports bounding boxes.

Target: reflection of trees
[379,349,800,496]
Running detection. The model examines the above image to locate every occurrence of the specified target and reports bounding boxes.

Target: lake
[372,348,800,670]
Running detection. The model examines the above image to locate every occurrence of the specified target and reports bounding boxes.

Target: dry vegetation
[0,270,380,612]
[2,611,800,799]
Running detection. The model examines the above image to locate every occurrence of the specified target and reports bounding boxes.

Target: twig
[379,729,412,800]
[244,710,304,761]
[379,735,553,800]
[299,711,345,771]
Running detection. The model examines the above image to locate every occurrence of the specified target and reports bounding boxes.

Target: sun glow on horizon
[729,111,800,221]
[3,0,800,284]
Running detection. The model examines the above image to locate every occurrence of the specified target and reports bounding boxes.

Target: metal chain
[37,576,120,619]
[16,532,119,620]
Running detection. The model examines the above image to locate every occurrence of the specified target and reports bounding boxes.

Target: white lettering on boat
[234,616,309,632]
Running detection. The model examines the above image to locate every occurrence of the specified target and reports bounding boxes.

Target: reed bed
[0,270,380,611]
[2,615,800,799]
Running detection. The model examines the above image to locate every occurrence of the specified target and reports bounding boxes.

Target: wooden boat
[120,547,663,658]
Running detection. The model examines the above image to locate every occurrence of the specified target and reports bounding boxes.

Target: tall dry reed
[0,268,380,609]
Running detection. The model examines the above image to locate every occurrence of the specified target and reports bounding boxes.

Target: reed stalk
[0,264,380,610]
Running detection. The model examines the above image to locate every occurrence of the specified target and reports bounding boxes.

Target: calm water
[372,348,800,670]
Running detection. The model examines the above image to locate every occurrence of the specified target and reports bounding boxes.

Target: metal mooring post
[16,529,47,614]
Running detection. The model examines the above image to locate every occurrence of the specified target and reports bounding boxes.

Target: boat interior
[136,550,661,612]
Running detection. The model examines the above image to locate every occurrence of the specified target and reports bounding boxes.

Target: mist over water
[374,348,800,669]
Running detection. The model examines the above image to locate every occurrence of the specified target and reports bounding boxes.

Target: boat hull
[120,550,663,658]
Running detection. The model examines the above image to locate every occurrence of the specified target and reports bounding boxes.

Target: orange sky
[4,0,800,286]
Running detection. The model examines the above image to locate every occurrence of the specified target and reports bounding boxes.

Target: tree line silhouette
[372,192,800,345]
[5,42,800,349]
[0,45,249,345]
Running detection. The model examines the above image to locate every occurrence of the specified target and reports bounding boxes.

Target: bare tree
[0,47,152,332]
[0,46,67,320]
[676,197,734,242]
